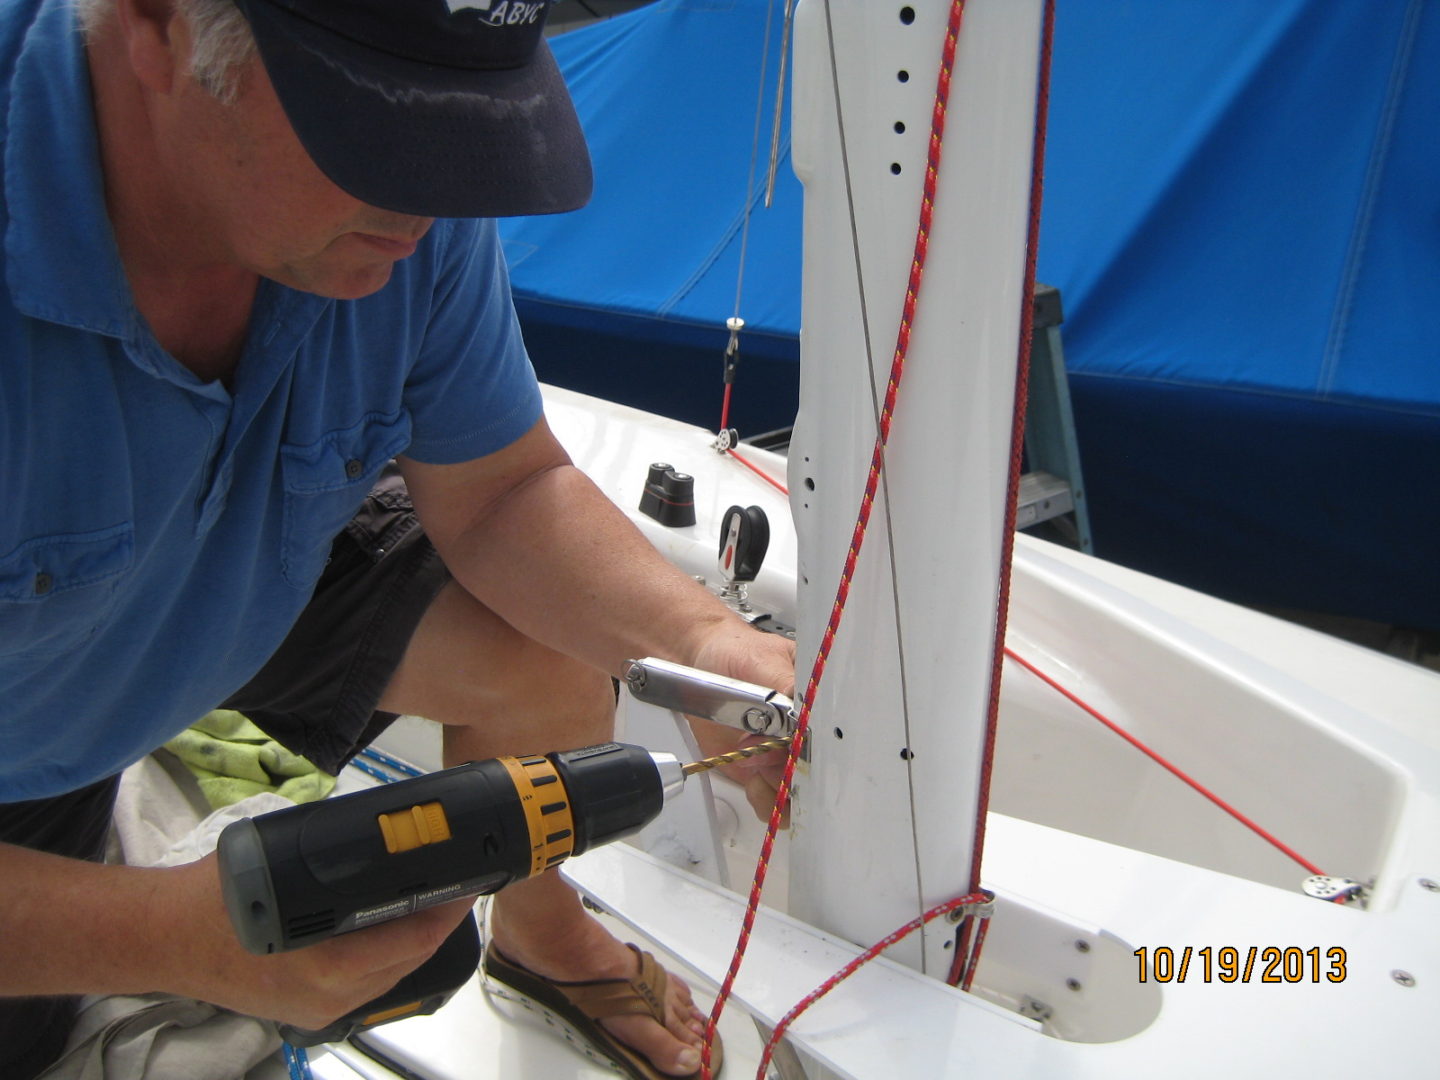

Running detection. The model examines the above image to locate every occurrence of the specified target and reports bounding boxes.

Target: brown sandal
[482,940,723,1079]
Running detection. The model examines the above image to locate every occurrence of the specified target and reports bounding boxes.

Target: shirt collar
[4,0,134,340]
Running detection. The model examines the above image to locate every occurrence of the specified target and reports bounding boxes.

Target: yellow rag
[164,710,336,810]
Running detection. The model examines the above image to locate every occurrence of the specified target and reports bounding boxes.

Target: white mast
[787,0,1046,976]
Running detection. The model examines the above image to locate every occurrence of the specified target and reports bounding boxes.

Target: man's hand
[160,853,477,1031]
[0,844,475,1030]
[687,619,797,701]
[686,623,797,825]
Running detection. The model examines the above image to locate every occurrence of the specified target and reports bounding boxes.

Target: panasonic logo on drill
[443,0,548,26]
[353,899,412,926]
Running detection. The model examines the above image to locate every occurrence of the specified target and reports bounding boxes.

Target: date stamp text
[1133,946,1347,983]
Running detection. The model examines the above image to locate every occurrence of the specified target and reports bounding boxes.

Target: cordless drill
[217,741,685,1046]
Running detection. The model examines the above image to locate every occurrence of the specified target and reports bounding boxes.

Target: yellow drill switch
[377,801,452,854]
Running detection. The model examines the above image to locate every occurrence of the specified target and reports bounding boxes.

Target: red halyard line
[963,0,1055,949]
[1001,646,1328,877]
[725,447,789,494]
[942,0,1057,992]
[755,892,988,1077]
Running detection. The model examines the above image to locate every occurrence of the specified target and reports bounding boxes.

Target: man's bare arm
[398,416,795,692]
[0,842,473,1027]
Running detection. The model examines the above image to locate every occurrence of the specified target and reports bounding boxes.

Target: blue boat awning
[503,0,1440,631]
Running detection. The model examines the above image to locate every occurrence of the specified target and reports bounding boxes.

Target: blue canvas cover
[503,0,1439,631]
[501,0,801,433]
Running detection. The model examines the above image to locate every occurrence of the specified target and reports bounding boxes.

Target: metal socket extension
[623,657,795,737]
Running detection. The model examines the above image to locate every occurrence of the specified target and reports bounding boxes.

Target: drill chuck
[218,742,681,956]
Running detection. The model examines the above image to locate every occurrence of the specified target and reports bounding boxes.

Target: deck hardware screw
[1420,878,1440,892]
[946,908,964,924]
[1074,940,1091,953]
[1066,979,1082,992]
[1391,970,1416,987]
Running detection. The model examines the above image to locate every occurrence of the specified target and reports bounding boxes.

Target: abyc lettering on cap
[444,0,548,26]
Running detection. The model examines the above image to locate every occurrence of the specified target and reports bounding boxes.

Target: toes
[598,969,713,1077]
[602,1015,703,1077]
[664,1007,702,1048]
[674,1046,703,1075]
[666,976,704,1044]
[668,970,696,1008]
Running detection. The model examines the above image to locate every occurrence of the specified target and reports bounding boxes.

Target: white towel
[44,760,301,1079]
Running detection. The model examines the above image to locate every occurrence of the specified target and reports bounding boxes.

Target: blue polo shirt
[0,0,545,801]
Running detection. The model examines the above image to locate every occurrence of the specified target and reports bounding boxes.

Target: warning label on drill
[413,882,470,907]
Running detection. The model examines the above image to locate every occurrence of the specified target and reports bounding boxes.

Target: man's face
[164,50,434,299]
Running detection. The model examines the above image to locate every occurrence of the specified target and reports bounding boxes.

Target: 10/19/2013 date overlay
[1133,946,1347,983]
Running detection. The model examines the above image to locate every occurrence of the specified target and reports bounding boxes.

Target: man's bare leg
[378,581,707,1076]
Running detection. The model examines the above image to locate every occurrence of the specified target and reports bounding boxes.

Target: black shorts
[0,467,450,1079]
[220,463,452,775]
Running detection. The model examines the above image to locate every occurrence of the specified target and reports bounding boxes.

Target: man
[0,0,794,1077]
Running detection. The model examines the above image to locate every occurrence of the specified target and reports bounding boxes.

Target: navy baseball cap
[231,0,592,218]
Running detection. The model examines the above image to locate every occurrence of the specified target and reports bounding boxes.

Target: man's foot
[489,900,713,1077]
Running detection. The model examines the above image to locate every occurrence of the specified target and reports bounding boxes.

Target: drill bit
[682,737,792,776]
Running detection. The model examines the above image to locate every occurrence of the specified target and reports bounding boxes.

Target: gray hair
[74,0,256,103]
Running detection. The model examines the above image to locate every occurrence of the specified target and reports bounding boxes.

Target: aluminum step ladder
[744,283,1091,553]
[1018,284,1092,553]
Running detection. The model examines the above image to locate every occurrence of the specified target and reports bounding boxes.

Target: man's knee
[469,622,614,714]
[382,581,614,736]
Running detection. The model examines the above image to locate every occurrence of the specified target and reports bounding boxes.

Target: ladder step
[1017,470,1074,529]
